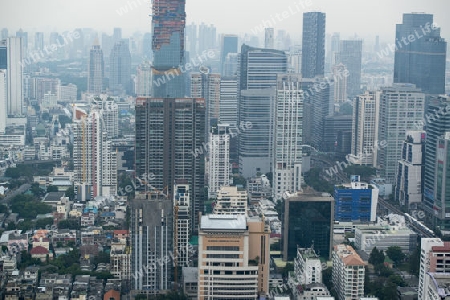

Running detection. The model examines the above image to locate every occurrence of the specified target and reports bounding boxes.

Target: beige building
[198,214,270,299]
[332,244,365,300]
[213,186,248,215]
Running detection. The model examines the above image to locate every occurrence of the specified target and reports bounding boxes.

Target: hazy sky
[0,0,449,43]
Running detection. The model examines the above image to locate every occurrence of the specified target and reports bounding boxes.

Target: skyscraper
[135,61,152,97]
[238,44,287,177]
[219,76,238,128]
[351,91,381,166]
[109,41,131,95]
[198,23,216,54]
[265,28,274,49]
[301,12,325,78]
[151,0,186,98]
[0,70,6,134]
[5,37,23,116]
[131,193,173,295]
[173,182,192,269]
[34,32,44,51]
[393,13,447,95]
[15,29,27,54]
[272,74,303,199]
[185,22,197,56]
[377,84,424,183]
[336,40,362,99]
[88,40,104,94]
[220,34,238,74]
[208,124,230,198]
[135,97,205,233]
[332,63,347,105]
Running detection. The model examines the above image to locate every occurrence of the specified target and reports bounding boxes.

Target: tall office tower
[151,0,186,98]
[283,191,334,260]
[418,238,449,299]
[101,33,113,60]
[197,215,270,299]
[301,12,325,78]
[265,28,274,49]
[135,61,152,96]
[73,107,117,198]
[5,37,23,116]
[98,98,119,138]
[88,40,104,94]
[130,193,173,296]
[394,13,447,95]
[198,22,216,54]
[220,34,238,74]
[332,63,347,105]
[1,29,7,41]
[135,97,205,233]
[332,245,365,300]
[191,72,221,136]
[113,27,122,43]
[272,74,303,200]
[34,32,44,51]
[424,95,450,226]
[142,32,152,60]
[223,53,239,77]
[395,131,425,210]
[219,76,238,128]
[239,44,287,177]
[323,115,353,154]
[432,132,450,233]
[213,186,247,215]
[0,71,6,134]
[328,32,340,70]
[377,84,425,183]
[336,40,362,99]
[208,124,230,199]
[185,22,197,56]
[109,41,131,95]
[300,77,333,150]
[351,91,381,166]
[173,182,191,269]
[15,29,27,54]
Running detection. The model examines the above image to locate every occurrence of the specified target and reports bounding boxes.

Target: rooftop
[200,214,246,230]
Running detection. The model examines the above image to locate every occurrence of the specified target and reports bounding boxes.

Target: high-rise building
[377,84,425,183]
[332,63,347,105]
[197,214,270,299]
[5,37,23,116]
[332,244,365,300]
[31,77,61,104]
[1,28,7,41]
[212,186,247,215]
[34,32,44,51]
[293,247,323,286]
[351,91,381,166]
[151,0,186,98]
[208,124,230,199]
[135,97,205,233]
[191,72,221,136]
[198,22,216,54]
[395,131,425,209]
[0,70,6,134]
[283,191,334,260]
[222,53,239,77]
[88,40,104,94]
[73,106,117,198]
[336,40,362,99]
[328,32,340,70]
[219,76,238,129]
[323,115,353,155]
[272,74,303,200]
[15,29,27,54]
[220,34,238,74]
[393,13,447,95]
[109,41,131,95]
[334,175,379,222]
[173,182,192,269]
[432,132,450,233]
[264,28,274,49]
[301,12,325,78]
[185,22,197,57]
[135,61,152,97]
[113,27,122,43]
[239,44,287,177]
[418,238,449,300]
[98,98,119,139]
[130,193,173,296]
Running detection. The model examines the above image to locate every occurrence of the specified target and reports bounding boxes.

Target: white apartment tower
[174,182,191,268]
[332,244,365,300]
[6,37,23,116]
[293,247,323,285]
[272,74,303,200]
[73,106,117,198]
[351,90,380,166]
[378,84,425,182]
[213,186,248,215]
[395,131,425,209]
[208,124,230,198]
[98,98,119,139]
[136,60,152,97]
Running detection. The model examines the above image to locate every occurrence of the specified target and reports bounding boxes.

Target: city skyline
[0,0,449,43]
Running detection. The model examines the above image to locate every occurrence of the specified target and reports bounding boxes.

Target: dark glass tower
[301,12,325,78]
[393,13,447,95]
[151,0,186,98]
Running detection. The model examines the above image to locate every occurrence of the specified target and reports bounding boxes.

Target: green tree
[386,246,406,265]
[58,219,81,230]
[0,204,8,213]
[382,281,398,299]
[369,247,385,265]
[409,246,420,275]
[65,186,75,200]
[46,185,59,193]
[36,217,54,229]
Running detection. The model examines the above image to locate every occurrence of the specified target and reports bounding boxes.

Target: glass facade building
[301,12,325,78]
